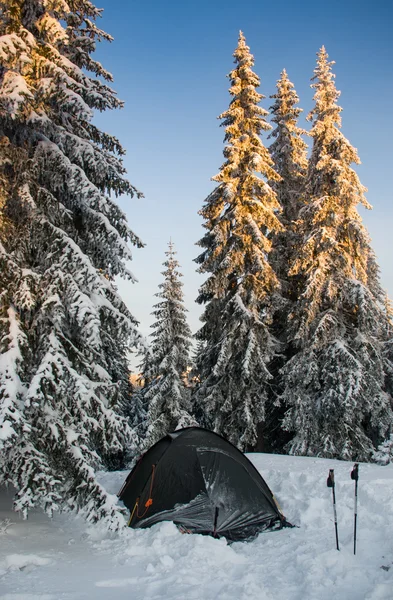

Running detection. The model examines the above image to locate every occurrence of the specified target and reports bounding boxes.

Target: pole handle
[327,468,335,488]
[351,463,359,481]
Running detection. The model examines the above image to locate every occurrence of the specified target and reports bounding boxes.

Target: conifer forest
[0,0,392,526]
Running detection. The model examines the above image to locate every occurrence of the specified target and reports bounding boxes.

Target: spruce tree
[194,32,282,451]
[0,0,143,528]
[280,47,393,460]
[141,241,195,447]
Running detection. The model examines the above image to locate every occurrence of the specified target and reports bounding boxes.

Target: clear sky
[92,0,393,350]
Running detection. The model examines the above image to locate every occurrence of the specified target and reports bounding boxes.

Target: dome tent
[118,427,289,542]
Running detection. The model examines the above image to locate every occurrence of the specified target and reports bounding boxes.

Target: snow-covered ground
[1,454,392,600]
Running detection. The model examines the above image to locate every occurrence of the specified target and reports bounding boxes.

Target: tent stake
[327,469,340,551]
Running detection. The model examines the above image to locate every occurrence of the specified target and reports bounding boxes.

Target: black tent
[118,427,288,542]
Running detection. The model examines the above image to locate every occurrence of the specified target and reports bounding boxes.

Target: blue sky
[93,0,393,346]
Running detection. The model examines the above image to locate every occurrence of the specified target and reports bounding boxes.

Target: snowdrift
[1,453,393,600]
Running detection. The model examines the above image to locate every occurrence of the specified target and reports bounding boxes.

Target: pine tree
[0,0,144,528]
[280,47,393,460]
[193,32,282,451]
[141,241,195,447]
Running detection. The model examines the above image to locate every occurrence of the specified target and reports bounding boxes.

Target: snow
[1,453,393,599]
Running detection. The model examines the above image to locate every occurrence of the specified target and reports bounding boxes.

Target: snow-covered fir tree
[266,70,308,449]
[268,69,308,297]
[280,47,393,460]
[119,369,147,441]
[373,434,393,465]
[141,241,195,447]
[193,32,282,451]
[382,293,393,406]
[384,294,393,328]
[0,0,144,528]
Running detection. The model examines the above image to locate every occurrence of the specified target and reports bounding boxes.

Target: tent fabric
[118,427,287,542]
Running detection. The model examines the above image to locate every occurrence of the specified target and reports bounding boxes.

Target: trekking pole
[351,463,359,555]
[327,469,340,551]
